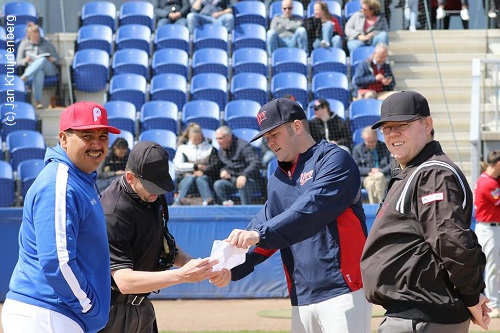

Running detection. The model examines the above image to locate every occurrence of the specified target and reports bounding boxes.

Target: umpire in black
[99,141,220,332]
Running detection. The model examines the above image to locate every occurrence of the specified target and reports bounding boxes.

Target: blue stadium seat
[154,24,190,53]
[1,102,37,141]
[307,0,342,18]
[230,73,268,106]
[76,24,113,55]
[118,1,154,30]
[140,100,178,134]
[306,98,345,119]
[72,48,109,92]
[17,158,44,198]
[109,73,147,111]
[112,48,149,79]
[224,100,260,130]
[349,98,382,132]
[108,130,134,148]
[193,24,228,53]
[150,73,187,111]
[232,128,262,154]
[103,100,137,135]
[233,1,267,27]
[182,100,221,131]
[152,48,189,78]
[0,27,6,49]
[81,1,117,32]
[270,72,308,108]
[231,23,266,51]
[269,1,304,19]
[271,47,308,76]
[311,47,347,76]
[350,45,375,76]
[344,0,361,22]
[192,48,228,77]
[311,72,350,109]
[115,24,151,55]
[138,129,177,160]
[3,2,38,25]
[201,128,220,150]
[0,160,15,207]
[232,47,268,77]
[0,74,26,102]
[6,130,46,170]
[190,73,228,110]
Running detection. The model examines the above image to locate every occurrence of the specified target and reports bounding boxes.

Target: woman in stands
[309,1,344,50]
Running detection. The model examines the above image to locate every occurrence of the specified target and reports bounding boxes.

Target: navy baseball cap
[251,98,307,142]
[371,91,430,129]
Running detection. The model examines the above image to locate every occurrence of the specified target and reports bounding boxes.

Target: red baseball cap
[59,101,121,134]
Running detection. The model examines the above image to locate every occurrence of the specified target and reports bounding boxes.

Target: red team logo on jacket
[299,170,313,186]
[256,111,267,126]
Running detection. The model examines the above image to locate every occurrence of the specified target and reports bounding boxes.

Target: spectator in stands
[436,0,469,21]
[345,0,389,55]
[304,1,343,53]
[97,137,130,192]
[213,125,262,205]
[404,0,420,31]
[153,0,191,27]
[266,0,308,55]
[16,22,60,110]
[309,98,353,153]
[173,123,221,206]
[352,126,392,204]
[186,0,234,34]
[352,42,396,100]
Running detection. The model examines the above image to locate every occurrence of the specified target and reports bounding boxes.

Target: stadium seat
[0,160,15,207]
[152,48,189,78]
[112,48,149,79]
[0,27,6,49]
[232,128,262,154]
[271,47,308,76]
[138,129,177,160]
[269,1,304,20]
[232,47,268,77]
[150,73,187,111]
[77,24,113,55]
[231,23,266,51]
[0,74,26,102]
[166,159,176,204]
[193,24,228,53]
[344,0,361,22]
[109,73,147,111]
[311,71,350,109]
[311,47,347,76]
[3,2,38,25]
[118,1,154,30]
[192,48,228,77]
[108,130,134,148]
[17,158,44,199]
[307,0,342,18]
[230,73,268,106]
[81,1,117,31]
[72,48,109,92]
[154,24,190,53]
[306,98,345,119]
[115,24,151,55]
[349,98,382,132]
[103,100,137,135]
[201,128,220,150]
[140,100,179,134]
[350,45,375,76]
[1,102,37,141]
[270,72,308,108]
[182,100,221,131]
[6,130,46,170]
[224,100,260,130]
[233,1,267,27]
[190,73,228,110]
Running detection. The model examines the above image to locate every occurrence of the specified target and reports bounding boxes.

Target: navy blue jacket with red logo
[231,140,367,306]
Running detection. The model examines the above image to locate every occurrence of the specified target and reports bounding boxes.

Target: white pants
[291,289,372,333]
[475,222,500,308]
[2,299,84,333]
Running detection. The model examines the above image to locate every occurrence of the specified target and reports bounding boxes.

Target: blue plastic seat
[72,49,109,92]
[152,48,189,78]
[192,48,228,77]
[77,24,113,55]
[190,73,228,110]
[201,128,220,150]
[0,160,15,207]
[138,129,177,160]
[112,48,149,79]
[118,1,154,30]
[311,47,347,76]
[140,100,178,134]
[307,1,342,18]
[108,130,134,148]
[344,0,361,22]
[230,73,268,106]
[103,101,137,135]
[349,98,382,132]
[3,2,38,25]
[150,73,187,111]
[6,130,46,170]
[1,102,37,141]
[81,1,117,32]
[0,74,26,102]
[182,100,221,131]
[233,1,267,27]
[306,98,345,119]
[224,100,260,130]
[153,24,190,53]
[232,47,268,77]
[232,128,262,154]
[115,24,151,55]
[269,1,304,20]
[0,27,6,50]
[231,23,266,51]
[193,24,228,53]
[17,158,44,198]
[311,71,349,109]
[270,72,308,108]
[350,45,375,76]
[109,73,147,111]
[271,47,308,76]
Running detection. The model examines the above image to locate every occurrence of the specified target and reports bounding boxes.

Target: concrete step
[397,78,472,88]
[393,64,473,79]
[392,53,485,63]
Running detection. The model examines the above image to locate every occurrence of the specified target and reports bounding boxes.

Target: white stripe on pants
[475,222,500,308]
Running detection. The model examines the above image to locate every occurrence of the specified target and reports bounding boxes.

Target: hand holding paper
[209,240,248,272]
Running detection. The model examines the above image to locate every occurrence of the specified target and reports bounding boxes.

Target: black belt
[113,293,148,306]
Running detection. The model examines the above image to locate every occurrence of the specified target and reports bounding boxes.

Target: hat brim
[67,124,121,134]
[371,115,421,129]
[138,176,175,195]
[250,122,286,142]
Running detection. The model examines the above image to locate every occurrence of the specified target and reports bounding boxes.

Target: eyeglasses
[313,104,325,111]
[282,7,293,10]
[379,117,421,135]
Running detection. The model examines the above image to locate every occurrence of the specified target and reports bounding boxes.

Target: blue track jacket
[6,144,111,332]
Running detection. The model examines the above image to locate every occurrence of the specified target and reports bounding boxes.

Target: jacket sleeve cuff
[461,293,480,307]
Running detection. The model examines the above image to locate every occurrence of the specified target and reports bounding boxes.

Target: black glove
[159,228,178,271]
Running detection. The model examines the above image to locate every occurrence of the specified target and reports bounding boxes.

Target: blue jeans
[266,27,308,55]
[22,57,57,102]
[186,12,234,33]
[177,174,213,201]
[213,177,259,205]
[157,17,187,27]
[347,31,389,55]
[312,21,333,49]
